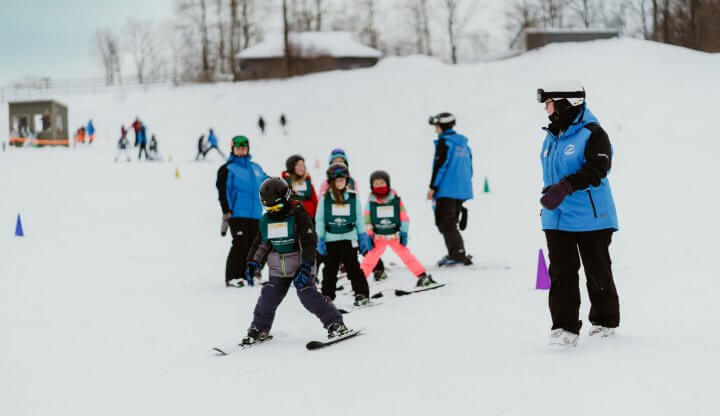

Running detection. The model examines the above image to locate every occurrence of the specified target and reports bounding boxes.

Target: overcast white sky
[0,0,513,85]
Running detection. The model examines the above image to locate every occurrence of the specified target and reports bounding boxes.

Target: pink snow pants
[360,238,426,278]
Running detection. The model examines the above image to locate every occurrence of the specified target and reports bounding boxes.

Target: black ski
[394,283,446,297]
[212,335,274,355]
[306,328,364,350]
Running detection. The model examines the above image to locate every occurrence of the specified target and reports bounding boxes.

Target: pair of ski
[212,327,364,355]
[337,282,446,314]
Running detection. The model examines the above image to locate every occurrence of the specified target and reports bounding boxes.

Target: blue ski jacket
[222,155,268,220]
[540,105,619,232]
[432,129,474,201]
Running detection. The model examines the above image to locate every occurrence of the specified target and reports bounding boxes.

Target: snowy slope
[1,38,719,416]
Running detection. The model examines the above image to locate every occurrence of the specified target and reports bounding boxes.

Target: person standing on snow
[427,112,474,267]
[114,133,131,162]
[137,123,149,160]
[204,128,226,158]
[537,83,620,348]
[216,135,268,287]
[195,134,208,160]
[279,114,288,135]
[87,120,95,144]
[258,116,266,135]
[360,170,437,287]
[316,163,373,306]
[131,118,142,147]
[239,177,349,346]
[282,154,319,218]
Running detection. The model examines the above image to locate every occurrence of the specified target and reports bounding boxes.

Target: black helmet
[259,177,291,208]
[326,163,349,181]
[285,154,305,175]
[369,170,390,189]
[428,112,456,131]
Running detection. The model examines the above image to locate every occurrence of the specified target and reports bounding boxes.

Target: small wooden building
[512,28,619,52]
[8,100,69,146]
[235,32,382,80]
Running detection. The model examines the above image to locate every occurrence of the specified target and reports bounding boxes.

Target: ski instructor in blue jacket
[427,112,473,267]
[216,135,268,287]
[537,82,620,348]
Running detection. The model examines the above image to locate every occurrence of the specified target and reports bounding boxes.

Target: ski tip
[339,308,349,314]
[370,292,384,299]
[211,347,228,356]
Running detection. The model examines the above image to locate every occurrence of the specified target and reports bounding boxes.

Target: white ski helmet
[537,81,586,107]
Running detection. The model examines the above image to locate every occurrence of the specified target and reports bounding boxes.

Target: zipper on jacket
[587,190,598,218]
[280,254,286,277]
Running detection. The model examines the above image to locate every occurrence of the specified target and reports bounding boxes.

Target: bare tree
[283,0,292,75]
[506,0,540,45]
[408,0,433,55]
[539,0,567,28]
[215,0,226,73]
[124,19,159,84]
[441,0,478,64]
[568,0,601,27]
[627,0,652,39]
[315,0,323,31]
[176,0,212,81]
[359,0,380,49]
[92,29,122,85]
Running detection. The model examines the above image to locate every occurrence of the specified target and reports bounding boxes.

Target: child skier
[282,154,319,218]
[360,171,437,287]
[241,177,349,345]
[114,133,131,162]
[318,148,359,194]
[316,163,373,306]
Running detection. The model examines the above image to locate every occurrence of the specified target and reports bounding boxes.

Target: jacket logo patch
[564,144,575,155]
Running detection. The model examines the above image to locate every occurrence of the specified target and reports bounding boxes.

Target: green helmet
[232,135,249,148]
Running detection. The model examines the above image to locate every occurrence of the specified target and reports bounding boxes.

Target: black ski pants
[226,218,259,284]
[544,228,620,334]
[138,143,148,160]
[434,198,466,259]
[321,240,369,300]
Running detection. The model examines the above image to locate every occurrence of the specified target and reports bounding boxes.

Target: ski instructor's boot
[241,327,269,345]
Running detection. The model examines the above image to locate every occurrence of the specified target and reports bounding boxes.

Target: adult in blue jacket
[537,83,620,348]
[216,135,268,287]
[137,124,148,161]
[427,112,473,266]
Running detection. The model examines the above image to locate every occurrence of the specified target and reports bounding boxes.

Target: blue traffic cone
[15,214,24,237]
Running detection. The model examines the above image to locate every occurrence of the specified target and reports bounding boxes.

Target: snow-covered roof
[524,28,619,35]
[236,32,382,60]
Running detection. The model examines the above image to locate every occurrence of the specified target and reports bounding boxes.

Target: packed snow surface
[2,39,719,415]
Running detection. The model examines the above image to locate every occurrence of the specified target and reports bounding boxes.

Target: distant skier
[76,127,86,144]
[282,154,319,218]
[258,116,266,135]
[239,177,349,346]
[427,112,473,267]
[137,123,148,160]
[121,125,127,140]
[131,118,142,147]
[87,120,95,144]
[279,114,288,135]
[536,82,620,348]
[360,171,436,286]
[148,134,160,161]
[114,133,131,162]
[316,163,372,306]
[195,134,208,160]
[216,135,268,287]
[204,128,225,158]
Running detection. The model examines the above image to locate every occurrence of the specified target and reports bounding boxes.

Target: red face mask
[372,185,389,196]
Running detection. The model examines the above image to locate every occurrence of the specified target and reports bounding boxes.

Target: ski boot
[437,255,473,267]
[589,325,616,337]
[549,329,579,348]
[327,322,350,339]
[353,294,370,307]
[241,327,269,346]
[226,278,245,288]
[373,269,388,282]
[416,273,437,288]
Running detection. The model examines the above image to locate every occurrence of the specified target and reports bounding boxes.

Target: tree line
[92,0,720,85]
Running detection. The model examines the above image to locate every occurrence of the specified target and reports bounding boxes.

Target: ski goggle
[264,202,284,212]
[536,89,586,103]
[327,166,349,179]
[428,114,456,125]
[232,136,249,147]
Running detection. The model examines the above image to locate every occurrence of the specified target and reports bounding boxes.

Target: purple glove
[540,179,573,210]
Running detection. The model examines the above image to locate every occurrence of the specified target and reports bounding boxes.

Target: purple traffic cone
[536,248,550,290]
